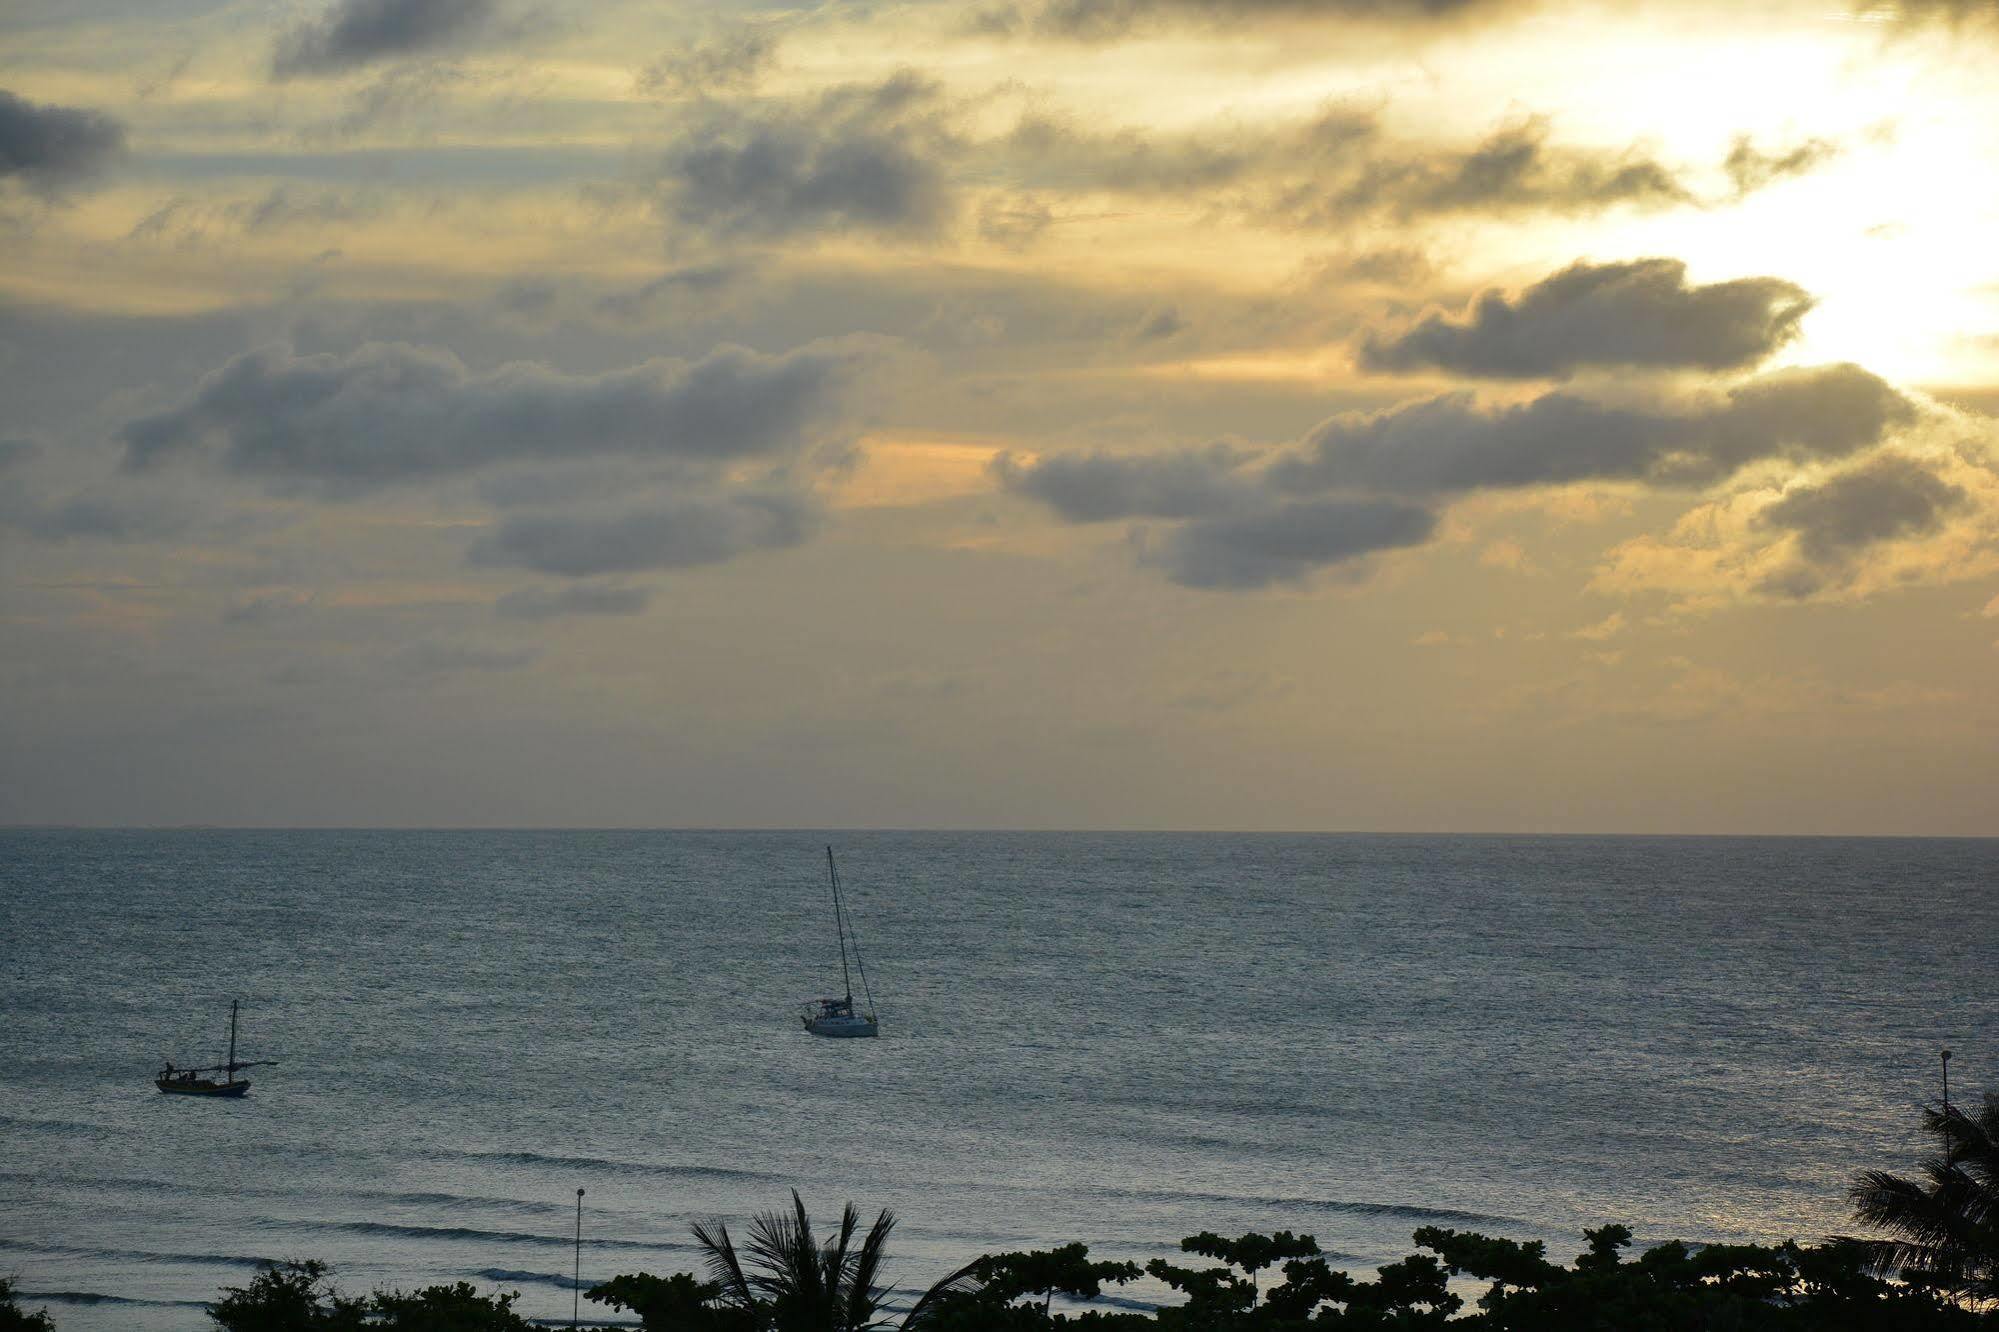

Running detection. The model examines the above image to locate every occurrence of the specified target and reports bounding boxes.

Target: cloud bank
[1759,452,1965,562]
[0,89,124,185]
[1001,361,1925,590]
[1275,364,1914,496]
[1360,258,1813,378]
[273,0,498,78]
[121,340,870,494]
[1594,437,1999,608]
[652,74,955,241]
[991,445,1259,521]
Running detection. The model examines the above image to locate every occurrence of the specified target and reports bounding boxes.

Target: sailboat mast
[227,999,239,1073]
[826,845,855,1005]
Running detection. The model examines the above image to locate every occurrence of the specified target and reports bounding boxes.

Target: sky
[2,0,1998,833]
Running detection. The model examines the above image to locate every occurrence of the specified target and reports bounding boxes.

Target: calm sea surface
[2,831,1994,1328]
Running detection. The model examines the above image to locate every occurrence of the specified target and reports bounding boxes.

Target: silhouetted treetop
[1848,1093,1999,1307]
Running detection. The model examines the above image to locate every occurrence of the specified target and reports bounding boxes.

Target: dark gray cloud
[1724,135,1838,197]
[0,88,124,185]
[637,28,777,99]
[1758,452,1966,567]
[272,0,496,79]
[0,439,40,470]
[1678,364,1919,484]
[653,73,954,240]
[995,447,1434,587]
[990,110,1790,230]
[1311,118,1688,221]
[993,445,1258,521]
[1158,497,1438,588]
[494,582,652,618]
[999,364,1919,591]
[1359,258,1813,378]
[1274,364,1916,496]
[989,0,1502,40]
[121,339,869,493]
[469,491,817,576]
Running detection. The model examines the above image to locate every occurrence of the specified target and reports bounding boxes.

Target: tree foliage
[212,1260,368,1332]
[0,1279,55,1332]
[209,1261,535,1332]
[366,1282,536,1332]
[569,1165,1999,1332]
[1418,1225,1990,1330]
[589,1272,749,1332]
[908,1242,1143,1330]
[691,1190,913,1332]
[1848,1094,1999,1307]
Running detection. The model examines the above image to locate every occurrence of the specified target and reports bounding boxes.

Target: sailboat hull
[803,1015,878,1038]
[156,1077,250,1097]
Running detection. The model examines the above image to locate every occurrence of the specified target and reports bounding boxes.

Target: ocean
[1,830,1993,1328]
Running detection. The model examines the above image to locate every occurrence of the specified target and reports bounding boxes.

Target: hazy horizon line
[2,823,1991,841]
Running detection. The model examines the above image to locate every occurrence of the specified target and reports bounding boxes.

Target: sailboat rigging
[800,846,880,1038]
[156,999,274,1097]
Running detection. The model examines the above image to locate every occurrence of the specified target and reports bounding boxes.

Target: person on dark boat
[155,1000,273,1096]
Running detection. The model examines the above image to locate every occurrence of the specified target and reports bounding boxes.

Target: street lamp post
[1941,1049,1951,1114]
[574,1187,585,1330]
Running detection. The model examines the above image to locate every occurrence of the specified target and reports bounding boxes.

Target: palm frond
[693,1218,759,1313]
[901,1257,991,1331]
[825,1200,863,1311]
[1852,1171,1970,1246]
[694,1194,993,1331]
[842,1207,897,1330]
[745,1192,821,1309]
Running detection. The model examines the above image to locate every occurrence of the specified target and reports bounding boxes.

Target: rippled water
[2,830,1994,1328]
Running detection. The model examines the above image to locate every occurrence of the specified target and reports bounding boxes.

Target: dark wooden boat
[157,999,273,1097]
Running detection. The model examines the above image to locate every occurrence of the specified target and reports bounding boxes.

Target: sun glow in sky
[2,0,1998,833]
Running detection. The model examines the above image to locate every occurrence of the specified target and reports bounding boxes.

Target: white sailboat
[799,846,879,1038]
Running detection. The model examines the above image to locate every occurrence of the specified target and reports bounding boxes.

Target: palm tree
[1848,1092,1999,1307]
[694,1191,911,1332]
